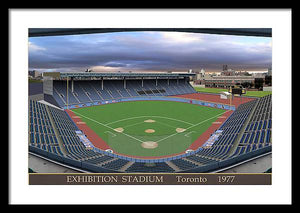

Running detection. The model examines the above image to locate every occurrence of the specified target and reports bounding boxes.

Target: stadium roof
[56,72,196,78]
[29,28,272,37]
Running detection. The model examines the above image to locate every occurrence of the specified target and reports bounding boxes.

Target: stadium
[28,71,272,173]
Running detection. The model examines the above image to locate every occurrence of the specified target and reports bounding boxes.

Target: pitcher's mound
[141,141,158,149]
[114,127,124,133]
[176,128,186,133]
[145,129,155,133]
[144,119,156,123]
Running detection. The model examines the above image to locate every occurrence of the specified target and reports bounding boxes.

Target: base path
[187,110,233,150]
[66,109,112,150]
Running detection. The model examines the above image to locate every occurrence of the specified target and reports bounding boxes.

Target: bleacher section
[28,94,272,173]
[230,95,272,158]
[52,79,196,108]
[168,97,271,172]
[29,100,64,156]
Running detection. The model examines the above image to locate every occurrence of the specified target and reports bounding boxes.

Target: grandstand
[44,72,196,108]
[29,72,272,173]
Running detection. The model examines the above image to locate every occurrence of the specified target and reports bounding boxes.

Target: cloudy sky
[28,31,272,73]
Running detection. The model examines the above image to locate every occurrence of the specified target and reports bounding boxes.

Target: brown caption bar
[29,173,271,185]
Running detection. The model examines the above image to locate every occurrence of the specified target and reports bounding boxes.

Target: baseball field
[71,101,226,158]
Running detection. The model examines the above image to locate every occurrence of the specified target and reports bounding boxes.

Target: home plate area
[141,141,158,149]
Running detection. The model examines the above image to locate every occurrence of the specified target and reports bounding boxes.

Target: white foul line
[72,110,226,146]
[184,131,195,137]
[104,131,116,137]
[71,110,144,143]
[155,112,226,143]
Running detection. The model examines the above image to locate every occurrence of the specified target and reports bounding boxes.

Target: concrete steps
[165,161,181,172]
[119,161,135,172]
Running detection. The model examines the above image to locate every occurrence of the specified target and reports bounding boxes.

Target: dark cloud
[29,31,272,72]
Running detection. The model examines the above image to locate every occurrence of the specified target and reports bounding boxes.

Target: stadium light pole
[66,76,69,109]
[228,86,232,110]
[241,94,243,105]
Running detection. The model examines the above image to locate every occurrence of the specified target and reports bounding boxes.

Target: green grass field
[72,101,225,157]
[193,87,272,97]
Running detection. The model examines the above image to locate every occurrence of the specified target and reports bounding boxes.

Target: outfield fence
[63,96,235,111]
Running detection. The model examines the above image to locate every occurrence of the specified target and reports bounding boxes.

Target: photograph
[28,28,272,185]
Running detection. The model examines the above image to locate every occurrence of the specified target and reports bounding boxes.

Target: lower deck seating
[231,95,272,158]
[125,162,175,173]
[29,100,64,156]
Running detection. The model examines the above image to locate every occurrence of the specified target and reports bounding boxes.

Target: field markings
[123,121,145,129]
[184,131,195,137]
[72,110,226,147]
[105,115,194,126]
[155,111,226,144]
[104,131,116,137]
[155,120,179,129]
[71,110,144,143]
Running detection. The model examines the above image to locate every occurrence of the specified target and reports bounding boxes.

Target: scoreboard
[228,86,246,95]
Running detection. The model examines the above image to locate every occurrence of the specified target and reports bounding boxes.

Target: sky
[28,31,272,73]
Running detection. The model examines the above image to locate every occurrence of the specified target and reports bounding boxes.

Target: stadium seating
[51,79,196,108]
[29,100,64,156]
[125,162,175,173]
[28,93,272,173]
[230,94,272,158]
[168,96,271,171]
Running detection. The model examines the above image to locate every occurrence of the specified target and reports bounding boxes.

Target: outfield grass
[72,101,225,157]
[28,78,43,83]
[193,87,272,97]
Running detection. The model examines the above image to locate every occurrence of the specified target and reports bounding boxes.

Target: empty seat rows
[237,94,272,152]
[52,79,196,107]
[28,100,64,156]
[231,143,267,157]
[125,162,175,173]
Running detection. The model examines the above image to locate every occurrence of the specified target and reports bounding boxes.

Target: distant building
[204,75,255,88]
[221,65,236,76]
[268,68,272,76]
[192,69,206,84]
[253,72,267,78]
[200,68,205,76]
[235,70,251,76]
[28,70,41,78]
[221,69,236,76]
[202,66,269,88]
